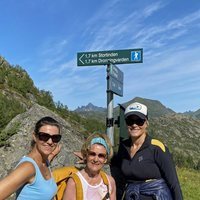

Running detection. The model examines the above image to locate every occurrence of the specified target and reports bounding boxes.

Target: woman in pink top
[63,133,116,200]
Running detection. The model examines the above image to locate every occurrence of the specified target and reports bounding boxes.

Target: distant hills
[74,98,200,170]
[74,103,106,123]
[73,97,195,120]
[183,109,200,118]
[74,103,106,112]
[74,97,200,119]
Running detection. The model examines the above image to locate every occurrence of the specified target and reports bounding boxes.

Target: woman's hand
[48,144,62,162]
[73,151,84,164]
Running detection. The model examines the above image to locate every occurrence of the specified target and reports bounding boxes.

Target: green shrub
[0,121,20,147]
[0,94,25,133]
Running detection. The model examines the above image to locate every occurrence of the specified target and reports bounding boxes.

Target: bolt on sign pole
[106,63,114,146]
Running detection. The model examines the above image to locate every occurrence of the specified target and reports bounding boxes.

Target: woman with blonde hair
[110,102,182,200]
[63,132,116,200]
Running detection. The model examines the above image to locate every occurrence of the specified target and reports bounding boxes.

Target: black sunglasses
[125,118,146,126]
[37,132,61,143]
[87,150,107,160]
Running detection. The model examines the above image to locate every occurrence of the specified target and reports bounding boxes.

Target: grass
[177,167,200,199]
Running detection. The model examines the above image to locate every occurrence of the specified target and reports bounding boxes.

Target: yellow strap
[70,170,109,200]
[100,171,110,199]
[151,139,166,152]
[70,173,83,200]
[100,171,109,186]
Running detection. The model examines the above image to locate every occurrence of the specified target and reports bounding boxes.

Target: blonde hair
[81,133,113,163]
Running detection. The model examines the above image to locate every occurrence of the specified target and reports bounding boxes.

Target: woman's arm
[110,145,126,200]
[62,177,76,200]
[108,175,116,200]
[154,145,183,200]
[0,162,35,200]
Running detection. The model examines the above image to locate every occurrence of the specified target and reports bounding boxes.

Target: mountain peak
[74,103,106,112]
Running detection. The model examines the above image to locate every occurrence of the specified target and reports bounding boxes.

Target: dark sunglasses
[37,132,61,143]
[87,150,107,160]
[125,118,146,126]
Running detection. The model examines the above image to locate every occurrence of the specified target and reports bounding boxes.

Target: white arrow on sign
[79,54,85,64]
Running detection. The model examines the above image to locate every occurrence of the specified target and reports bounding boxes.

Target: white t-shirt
[76,171,111,200]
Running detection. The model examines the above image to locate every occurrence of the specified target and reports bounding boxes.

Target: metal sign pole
[106,64,114,146]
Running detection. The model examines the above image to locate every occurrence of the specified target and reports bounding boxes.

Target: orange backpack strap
[53,166,79,200]
[100,171,110,200]
[70,173,83,200]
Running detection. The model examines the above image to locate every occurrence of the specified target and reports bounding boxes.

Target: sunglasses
[37,132,61,143]
[125,118,146,126]
[87,150,107,160]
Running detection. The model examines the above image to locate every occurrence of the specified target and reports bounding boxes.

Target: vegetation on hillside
[0,56,105,146]
[0,93,25,146]
[148,116,200,170]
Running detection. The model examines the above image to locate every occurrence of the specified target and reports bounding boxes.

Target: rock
[0,103,85,199]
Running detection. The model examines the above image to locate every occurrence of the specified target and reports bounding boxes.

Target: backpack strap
[100,171,110,200]
[151,139,166,152]
[53,166,79,200]
[70,173,83,200]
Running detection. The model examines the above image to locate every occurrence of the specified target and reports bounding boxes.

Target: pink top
[76,171,111,200]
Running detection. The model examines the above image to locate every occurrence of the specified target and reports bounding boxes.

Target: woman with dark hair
[0,116,62,200]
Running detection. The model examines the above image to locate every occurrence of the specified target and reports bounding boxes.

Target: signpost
[106,63,124,144]
[77,48,143,145]
[107,64,124,97]
[77,49,143,66]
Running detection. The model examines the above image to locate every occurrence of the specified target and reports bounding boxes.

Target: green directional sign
[77,49,143,66]
[108,64,124,83]
[108,76,123,97]
[107,64,124,96]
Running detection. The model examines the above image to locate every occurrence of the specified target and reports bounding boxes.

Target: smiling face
[85,144,107,173]
[126,115,148,138]
[34,124,60,157]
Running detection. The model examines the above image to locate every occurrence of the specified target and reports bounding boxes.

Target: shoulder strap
[100,171,109,186]
[100,171,110,200]
[151,139,166,152]
[70,173,83,200]
[53,166,79,200]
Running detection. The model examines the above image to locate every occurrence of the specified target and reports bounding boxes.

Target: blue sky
[0,0,200,112]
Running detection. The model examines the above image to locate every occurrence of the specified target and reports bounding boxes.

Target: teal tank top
[16,156,57,200]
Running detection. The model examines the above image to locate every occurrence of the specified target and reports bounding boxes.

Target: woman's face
[34,125,61,156]
[86,144,107,173]
[126,115,147,138]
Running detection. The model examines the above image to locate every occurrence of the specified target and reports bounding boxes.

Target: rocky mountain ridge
[74,103,106,112]
[74,99,200,119]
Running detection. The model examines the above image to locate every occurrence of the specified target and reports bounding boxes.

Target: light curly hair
[81,133,113,163]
